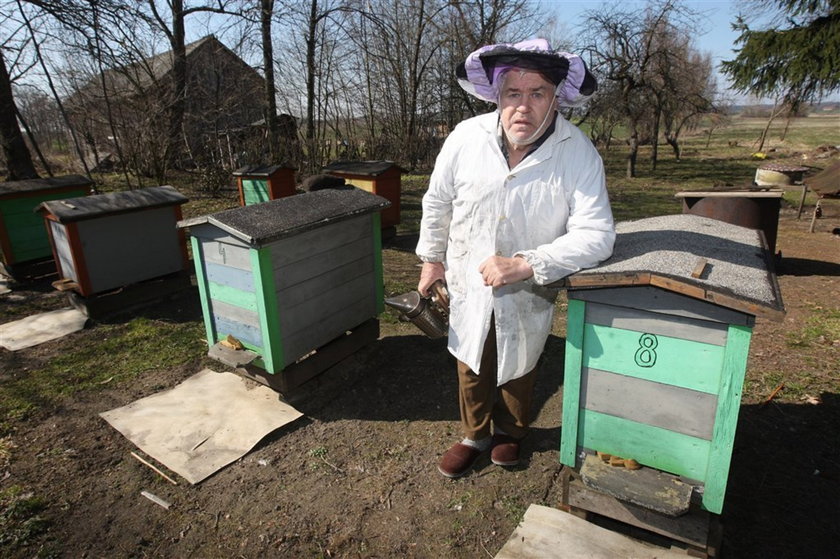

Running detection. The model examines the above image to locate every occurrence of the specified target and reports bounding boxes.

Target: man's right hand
[418,262,445,296]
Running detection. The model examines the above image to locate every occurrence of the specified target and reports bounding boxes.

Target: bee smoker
[384,280,449,339]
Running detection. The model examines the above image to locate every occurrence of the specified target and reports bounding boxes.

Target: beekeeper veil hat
[455,38,597,107]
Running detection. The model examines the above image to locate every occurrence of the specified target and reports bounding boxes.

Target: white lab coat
[416,112,615,385]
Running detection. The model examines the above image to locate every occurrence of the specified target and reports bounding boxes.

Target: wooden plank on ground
[494,504,688,558]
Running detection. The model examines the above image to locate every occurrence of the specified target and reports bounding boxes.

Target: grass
[0,485,56,558]
[0,317,206,432]
[786,304,840,348]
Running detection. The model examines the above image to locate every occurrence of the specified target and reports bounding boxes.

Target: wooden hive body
[555,214,785,515]
[233,164,296,206]
[38,186,189,296]
[0,175,92,269]
[322,161,403,228]
[181,188,390,377]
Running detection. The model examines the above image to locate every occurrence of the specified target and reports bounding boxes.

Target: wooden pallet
[1,257,57,281]
[215,318,379,397]
[65,271,194,319]
[560,467,723,558]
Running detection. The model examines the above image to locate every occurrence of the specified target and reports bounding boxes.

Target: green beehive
[556,214,785,515]
[0,175,92,275]
[179,188,390,393]
[232,164,296,206]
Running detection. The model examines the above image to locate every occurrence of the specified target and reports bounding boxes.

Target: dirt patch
[1,206,839,558]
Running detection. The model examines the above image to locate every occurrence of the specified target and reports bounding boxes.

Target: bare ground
[1,204,839,558]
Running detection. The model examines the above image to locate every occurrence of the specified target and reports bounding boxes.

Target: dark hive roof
[0,175,93,198]
[37,186,188,222]
[323,160,403,176]
[179,188,390,246]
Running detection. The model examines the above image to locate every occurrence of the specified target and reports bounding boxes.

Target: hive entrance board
[579,454,693,516]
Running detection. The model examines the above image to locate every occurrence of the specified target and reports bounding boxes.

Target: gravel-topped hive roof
[554,214,785,321]
[0,174,93,198]
[178,188,390,246]
[37,186,187,222]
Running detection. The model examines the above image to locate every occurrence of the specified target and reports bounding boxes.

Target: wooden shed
[179,188,390,393]
[0,174,92,275]
[322,160,403,229]
[232,164,296,206]
[37,186,189,297]
[555,214,784,520]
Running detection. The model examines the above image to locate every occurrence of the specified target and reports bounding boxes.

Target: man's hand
[418,262,446,296]
[478,255,533,288]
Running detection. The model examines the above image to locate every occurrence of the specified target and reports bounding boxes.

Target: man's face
[498,70,556,145]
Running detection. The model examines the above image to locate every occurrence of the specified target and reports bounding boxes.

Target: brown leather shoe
[490,434,520,467]
[438,442,483,478]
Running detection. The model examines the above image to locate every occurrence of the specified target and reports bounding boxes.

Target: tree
[260,0,281,162]
[0,48,38,180]
[582,0,710,177]
[721,0,840,104]
[143,0,242,174]
[582,1,680,178]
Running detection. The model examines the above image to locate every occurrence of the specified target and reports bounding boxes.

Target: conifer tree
[721,0,840,102]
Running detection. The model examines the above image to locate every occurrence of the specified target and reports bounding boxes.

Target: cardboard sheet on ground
[0,307,88,350]
[100,368,303,484]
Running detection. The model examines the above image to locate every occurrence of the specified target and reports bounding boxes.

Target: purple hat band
[456,38,596,107]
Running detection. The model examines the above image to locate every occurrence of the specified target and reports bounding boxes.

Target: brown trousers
[457,318,538,441]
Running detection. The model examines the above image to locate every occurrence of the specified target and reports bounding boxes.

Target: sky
[539,0,831,104]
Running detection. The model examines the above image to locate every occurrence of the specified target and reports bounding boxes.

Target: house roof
[552,214,785,321]
[72,35,262,101]
[179,188,390,246]
[0,175,93,198]
[37,186,188,222]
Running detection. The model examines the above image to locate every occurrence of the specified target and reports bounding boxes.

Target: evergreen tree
[721,0,840,102]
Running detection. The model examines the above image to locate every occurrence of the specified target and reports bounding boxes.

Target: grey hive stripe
[585,301,729,346]
[581,368,718,440]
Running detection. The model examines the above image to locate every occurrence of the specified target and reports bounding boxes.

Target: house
[66,35,271,174]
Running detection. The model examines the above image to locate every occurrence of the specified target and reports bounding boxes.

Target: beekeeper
[415,38,615,478]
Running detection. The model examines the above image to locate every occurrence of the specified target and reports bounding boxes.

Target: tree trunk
[305,0,318,174]
[261,0,280,163]
[626,135,638,178]
[666,136,681,160]
[0,50,39,181]
[650,108,660,170]
[166,0,188,177]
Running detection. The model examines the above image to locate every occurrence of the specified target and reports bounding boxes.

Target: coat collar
[476,111,572,170]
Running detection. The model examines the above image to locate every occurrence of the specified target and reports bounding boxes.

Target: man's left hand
[478,255,533,288]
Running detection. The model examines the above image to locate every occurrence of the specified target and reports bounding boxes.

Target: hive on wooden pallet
[37,186,189,299]
[0,174,92,277]
[553,214,785,516]
[232,164,297,206]
[322,160,404,230]
[178,188,390,393]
